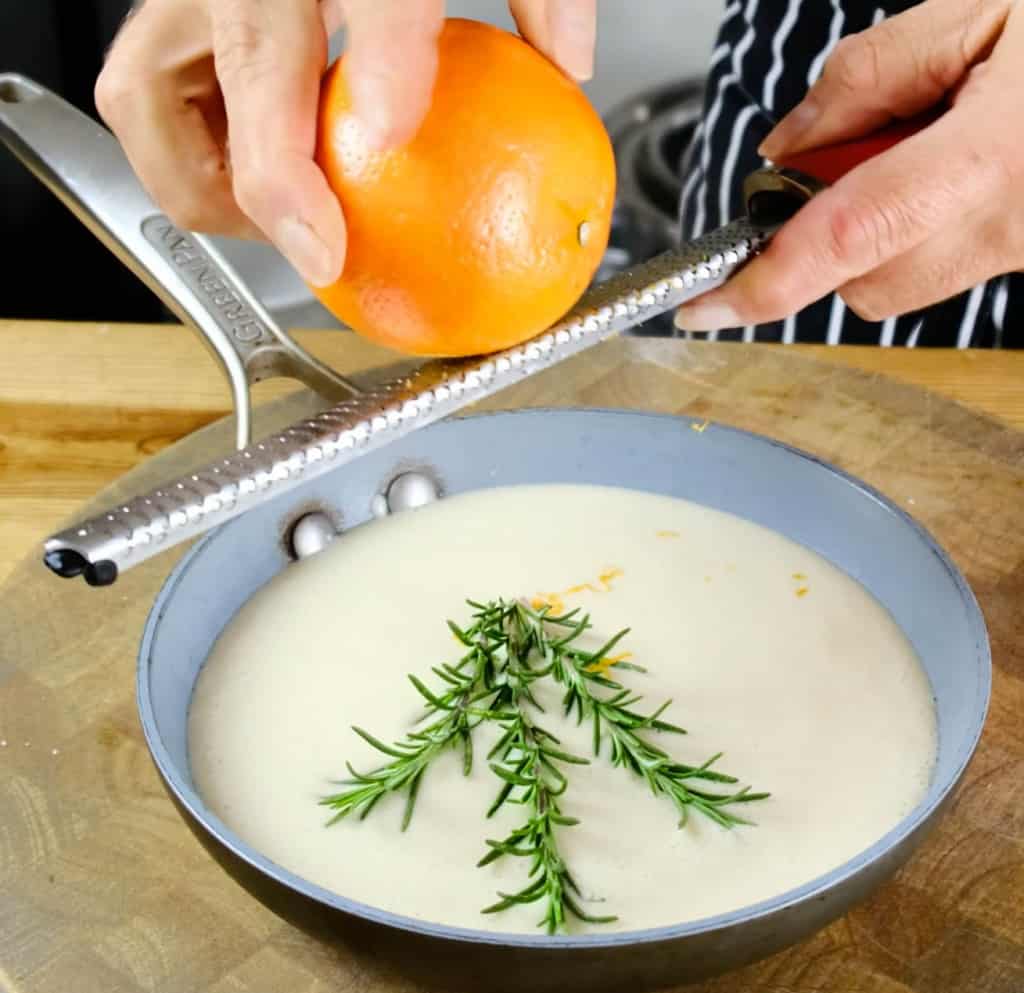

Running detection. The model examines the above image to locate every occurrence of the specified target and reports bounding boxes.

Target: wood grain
[2,319,1023,585]
[0,326,1023,993]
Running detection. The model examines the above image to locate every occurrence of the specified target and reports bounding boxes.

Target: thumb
[212,0,347,287]
[759,0,1012,160]
[340,0,445,151]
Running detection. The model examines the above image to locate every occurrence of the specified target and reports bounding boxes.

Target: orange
[311,17,616,357]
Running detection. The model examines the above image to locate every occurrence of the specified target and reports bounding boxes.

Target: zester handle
[743,109,941,229]
[773,109,942,184]
[0,73,358,450]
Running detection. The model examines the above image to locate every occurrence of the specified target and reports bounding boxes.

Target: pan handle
[0,73,359,450]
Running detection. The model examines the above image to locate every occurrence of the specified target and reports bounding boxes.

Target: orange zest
[530,592,566,614]
[530,567,623,614]
[585,651,634,675]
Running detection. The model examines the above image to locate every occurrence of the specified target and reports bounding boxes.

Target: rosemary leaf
[408,674,451,710]
[402,768,424,830]
[349,727,414,759]
[461,728,474,776]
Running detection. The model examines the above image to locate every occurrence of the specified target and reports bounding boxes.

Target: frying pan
[139,408,989,992]
[0,73,989,992]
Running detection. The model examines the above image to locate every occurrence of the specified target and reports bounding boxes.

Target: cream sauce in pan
[189,483,936,934]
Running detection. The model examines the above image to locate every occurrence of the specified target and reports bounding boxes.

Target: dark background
[2,0,166,323]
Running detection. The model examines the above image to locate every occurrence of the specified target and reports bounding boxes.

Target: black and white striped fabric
[678,0,1022,347]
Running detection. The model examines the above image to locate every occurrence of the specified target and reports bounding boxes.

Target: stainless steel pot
[137,406,990,993]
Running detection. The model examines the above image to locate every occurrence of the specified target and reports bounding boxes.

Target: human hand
[94,1,597,288]
[674,0,1024,333]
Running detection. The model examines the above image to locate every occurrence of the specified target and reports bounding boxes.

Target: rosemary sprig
[473,602,616,933]
[319,612,497,829]
[321,595,769,933]
[478,708,617,934]
[519,602,771,828]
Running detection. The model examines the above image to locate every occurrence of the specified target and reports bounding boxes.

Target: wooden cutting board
[1,338,1022,993]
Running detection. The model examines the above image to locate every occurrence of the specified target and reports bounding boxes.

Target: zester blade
[43,216,777,585]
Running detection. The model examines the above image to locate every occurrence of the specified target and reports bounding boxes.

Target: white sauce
[188,483,936,935]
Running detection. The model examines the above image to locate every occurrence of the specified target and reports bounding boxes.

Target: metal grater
[0,73,819,587]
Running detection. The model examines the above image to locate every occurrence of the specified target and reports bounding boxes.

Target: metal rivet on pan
[290,512,337,560]
[386,471,440,513]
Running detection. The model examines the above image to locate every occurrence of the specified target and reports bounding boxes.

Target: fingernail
[673,300,740,333]
[759,98,820,159]
[559,42,594,82]
[346,63,395,151]
[275,216,338,287]
[551,8,595,80]
[359,105,393,152]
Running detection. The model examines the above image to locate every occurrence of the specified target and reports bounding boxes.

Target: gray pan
[0,74,990,993]
[136,407,990,992]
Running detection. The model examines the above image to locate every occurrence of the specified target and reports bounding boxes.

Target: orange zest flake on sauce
[530,567,624,614]
[656,530,681,539]
[530,592,566,614]
[585,651,634,675]
[566,567,623,596]
[793,572,807,581]
[795,586,809,598]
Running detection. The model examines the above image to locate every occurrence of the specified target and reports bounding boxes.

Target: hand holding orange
[96,0,610,359]
[312,17,616,357]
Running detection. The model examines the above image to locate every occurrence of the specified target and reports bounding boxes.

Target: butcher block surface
[0,321,1022,993]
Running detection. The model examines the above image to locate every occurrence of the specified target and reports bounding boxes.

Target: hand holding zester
[675,0,1024,333]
